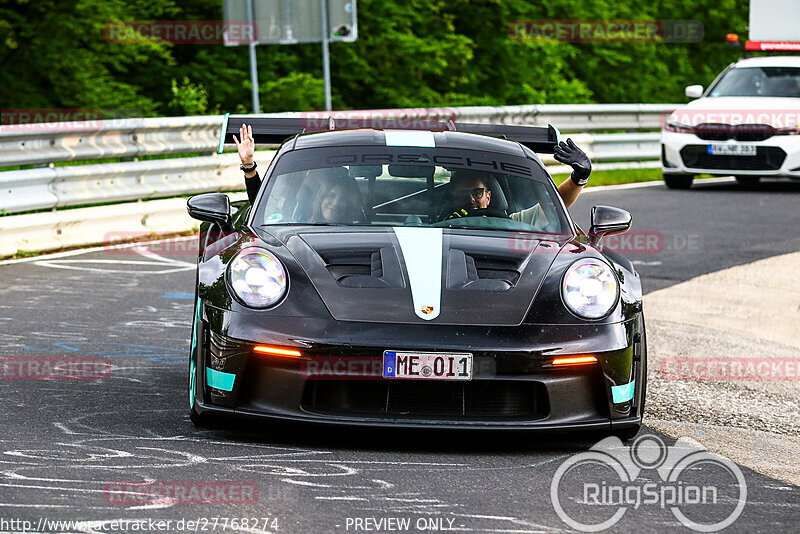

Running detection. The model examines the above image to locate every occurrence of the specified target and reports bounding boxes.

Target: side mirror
[685,84,703,99]
[589,205,631,245]
[187,193,232,229]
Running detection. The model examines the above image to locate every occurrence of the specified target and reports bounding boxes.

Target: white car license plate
[708,144,757,156]
[383,351,472,380]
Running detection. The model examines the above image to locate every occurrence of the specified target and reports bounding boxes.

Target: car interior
[256,163,562,232]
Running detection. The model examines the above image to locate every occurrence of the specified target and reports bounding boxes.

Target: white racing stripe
[384,130,435,147]
[393,227,443,320]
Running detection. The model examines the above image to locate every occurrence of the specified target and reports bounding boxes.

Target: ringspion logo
[551,435,746,532]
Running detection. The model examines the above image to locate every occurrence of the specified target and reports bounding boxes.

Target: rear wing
[218,113,562,154]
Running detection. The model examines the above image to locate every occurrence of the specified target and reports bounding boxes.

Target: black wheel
[663,174,693,189]
[735,176,760,187]
[190,405,212,427]
[637,313,647,418]
[612,314,646,442]
[613,425,641,442]
[469,207,510,218]
[188,288,213,428]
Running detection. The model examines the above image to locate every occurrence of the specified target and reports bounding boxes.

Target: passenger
[234,124,362,223]
[307,171,362,224]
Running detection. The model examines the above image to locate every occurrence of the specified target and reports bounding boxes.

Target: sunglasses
[454,187,488,199]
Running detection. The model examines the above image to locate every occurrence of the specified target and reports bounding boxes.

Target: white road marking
[33,246,194,274]
[315,496,369,501]
[0,236,197,265]
[581,176,735,193]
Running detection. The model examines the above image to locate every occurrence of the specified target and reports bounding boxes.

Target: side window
[259,170,305,224]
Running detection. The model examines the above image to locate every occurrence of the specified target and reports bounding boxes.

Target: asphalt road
[0,178,798,533]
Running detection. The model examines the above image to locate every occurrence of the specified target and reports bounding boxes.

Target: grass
[11,249,39,259]
[554,168,664,187]
[5,230,199,261]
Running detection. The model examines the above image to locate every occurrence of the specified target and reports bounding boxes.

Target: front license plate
[708,144,757,156]
[383,351,472,380]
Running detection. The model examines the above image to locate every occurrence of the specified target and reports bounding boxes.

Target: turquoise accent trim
[612,380,636,403]
[218,113,230,154]
[206,367,235,392]
[549,123,562,146]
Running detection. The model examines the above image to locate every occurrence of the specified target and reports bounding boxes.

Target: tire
[637,313,647,418]
[613,425,641,442]
[188,287,213,428]
[735,176,760,187]
[190,405,213,427]
[612,314,647,442]
[663,174,694,189]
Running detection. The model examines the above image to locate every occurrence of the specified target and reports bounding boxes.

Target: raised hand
[232,124,255,165]
[554,138,591,186]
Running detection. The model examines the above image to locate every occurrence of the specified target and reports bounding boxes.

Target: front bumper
[661,130,800,177]
[190,303,645,432]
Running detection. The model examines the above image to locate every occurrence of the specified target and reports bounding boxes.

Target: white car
[661,56,800,189]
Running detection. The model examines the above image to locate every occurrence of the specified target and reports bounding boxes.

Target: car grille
[301,380,547,419]
[680,145,786,170]
[694,123,776,142]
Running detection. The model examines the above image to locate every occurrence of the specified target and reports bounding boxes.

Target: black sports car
[186,116,646,439]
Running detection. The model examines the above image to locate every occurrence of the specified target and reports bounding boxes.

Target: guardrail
[0,104,677,257]
[0,151,275,214]
[0,115,222,168]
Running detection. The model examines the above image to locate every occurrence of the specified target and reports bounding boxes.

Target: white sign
[223,0,357,45]
[749,0,800,42]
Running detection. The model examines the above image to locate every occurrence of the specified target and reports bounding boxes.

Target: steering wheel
[444,207,510,220]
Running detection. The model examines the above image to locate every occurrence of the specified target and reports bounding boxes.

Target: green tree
[0,0,755,116]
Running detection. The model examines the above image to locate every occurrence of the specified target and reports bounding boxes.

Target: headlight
[561,258,619,319]
[227,248,287,308]
[664,121,695,134]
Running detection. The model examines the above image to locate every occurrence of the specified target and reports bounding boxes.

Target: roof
[733,56,800,68]
[289,128,529,156]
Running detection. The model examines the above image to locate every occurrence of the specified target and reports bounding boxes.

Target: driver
[443,138,592,224]
[444,171,548,227]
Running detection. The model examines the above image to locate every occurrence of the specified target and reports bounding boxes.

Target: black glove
[445,208,471,220]
[553,138,591,186]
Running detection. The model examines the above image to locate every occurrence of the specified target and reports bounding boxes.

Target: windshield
[708,67,800,98]
[251,146,567,234]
